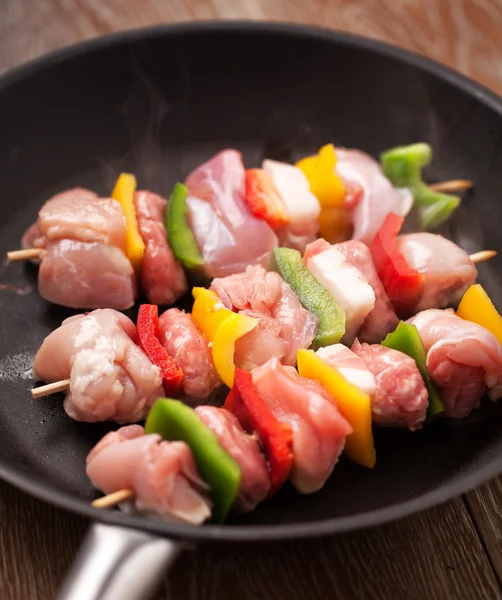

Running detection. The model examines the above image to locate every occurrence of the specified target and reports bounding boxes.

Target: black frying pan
[1,22,502,600]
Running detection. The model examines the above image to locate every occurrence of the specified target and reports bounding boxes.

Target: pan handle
[56,522,182,600]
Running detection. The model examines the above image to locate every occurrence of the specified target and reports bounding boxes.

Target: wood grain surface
[1,1,502,599]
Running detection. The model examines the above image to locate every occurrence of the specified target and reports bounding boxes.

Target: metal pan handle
[56,522,182,600]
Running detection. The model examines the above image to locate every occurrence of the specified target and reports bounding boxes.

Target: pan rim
[2,20,502,115]
[1,455,501,542]
[1,20,502,542]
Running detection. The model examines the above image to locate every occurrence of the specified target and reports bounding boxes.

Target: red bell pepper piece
[225,368,293,496]
[244,168,290,229]
[370,213,424,315]
[136,304,183,396]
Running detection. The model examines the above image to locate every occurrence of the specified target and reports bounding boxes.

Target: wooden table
[1,1,502,599]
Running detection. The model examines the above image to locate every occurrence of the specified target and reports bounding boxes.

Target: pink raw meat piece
[185,149,278,277]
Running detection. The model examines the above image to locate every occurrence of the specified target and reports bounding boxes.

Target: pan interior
[1,24,502,538]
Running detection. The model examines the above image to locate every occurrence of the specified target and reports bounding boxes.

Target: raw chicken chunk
[335,149,413,244]
[408,309,502,418]
[158,308,221,399]
[38,240,136,310]
[195,406,270,511]
[262,160,321,225]
[86,425,211,524]
[277,221,320,254]
[316,344,377,397]
[211,265,318,370]
[134,190,187,306]
[352,340,429,429]
[396,233,477,313]
[33,309,163,423]
[21,187,136,310]
[304,239,375,344]
[252,358,352,494]
[186,150,278,277]
[335,240,399,343]
[233,314,288,371]
[211,263,281,312]
[34,187,127,251]
[263,159,321,253]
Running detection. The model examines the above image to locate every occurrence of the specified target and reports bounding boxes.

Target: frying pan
[1,21,502,600]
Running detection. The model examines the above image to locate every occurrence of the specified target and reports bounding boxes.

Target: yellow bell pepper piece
[297,349,376,468]
[457,284,502,346]
[296,144,346,208]
[318,206,353,244]
[192,287,234,341]
[191,287,259,386]
[111,173,145,273]
[312,144,346,208]
[296,155,317,180]
[212,313,259,388]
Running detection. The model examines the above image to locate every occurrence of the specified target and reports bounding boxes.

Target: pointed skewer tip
[6,248,43,262]
[469,250,497,264]
[429,179,473,193]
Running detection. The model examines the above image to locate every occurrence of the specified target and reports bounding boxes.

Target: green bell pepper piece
[380,143,431,186]
[382,321,445,419]
[145,398,241,523]
[380,143,460,229]
[270,247,346,349]
[165,183,205,271]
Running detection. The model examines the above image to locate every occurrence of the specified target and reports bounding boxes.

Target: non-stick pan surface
[0,22,502,543]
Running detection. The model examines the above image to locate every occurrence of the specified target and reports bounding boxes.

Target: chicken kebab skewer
[31,267,501,430]
[6,140,475,310]
[86,360,354,524]
[31,273,502,430]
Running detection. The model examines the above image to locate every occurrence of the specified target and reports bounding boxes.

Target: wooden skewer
[429,179,473,193]
[469,250,497,264]
[92,489,135,509]
[31,379,70,399]
[7,238,493,269]
[6,248,42,262]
